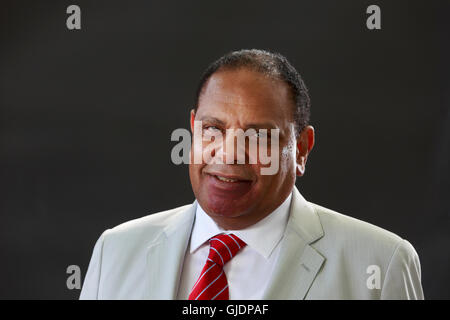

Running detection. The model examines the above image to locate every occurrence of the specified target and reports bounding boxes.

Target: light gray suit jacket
[80,186,424,299]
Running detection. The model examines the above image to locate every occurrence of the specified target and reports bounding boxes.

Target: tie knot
[207,233,246,266]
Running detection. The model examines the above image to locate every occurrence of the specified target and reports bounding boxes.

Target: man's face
[189,68,304,230]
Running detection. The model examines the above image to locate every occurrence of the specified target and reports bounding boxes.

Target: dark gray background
[1,0,449,299]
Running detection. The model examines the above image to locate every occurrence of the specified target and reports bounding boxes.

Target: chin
[202,194,251,218]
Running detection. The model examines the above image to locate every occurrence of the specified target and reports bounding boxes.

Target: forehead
[197,69,294,126]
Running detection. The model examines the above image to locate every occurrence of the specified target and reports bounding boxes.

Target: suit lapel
[262,187,325,299]
[144,202,197,299]
[143,186,325,300]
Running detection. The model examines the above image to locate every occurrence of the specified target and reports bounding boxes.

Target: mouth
[205,172,253,183]
[215,175,239,183]
[203,171,254,197]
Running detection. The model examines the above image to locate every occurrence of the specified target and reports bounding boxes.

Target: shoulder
[309,202,418,265]
[100,203,193,248]
[303,202,423,299]
[311,202,402,245]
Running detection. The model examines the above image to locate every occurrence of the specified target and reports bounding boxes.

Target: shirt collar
[190,192,293,260]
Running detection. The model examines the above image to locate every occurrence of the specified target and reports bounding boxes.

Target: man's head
[189,49,315,230]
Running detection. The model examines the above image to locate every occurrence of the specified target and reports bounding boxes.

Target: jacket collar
[144,201,197,299]
[144,185,325,299]
[261,186,325,299]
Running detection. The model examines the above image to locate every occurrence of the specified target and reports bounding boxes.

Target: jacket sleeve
[79,230,108,300]
[380,239,424,299]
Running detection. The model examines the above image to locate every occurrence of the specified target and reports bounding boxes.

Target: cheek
[189,164,204,189]
[250,143,295,181]
[279,143,296,174]
[190,137,204,164]
[191,135,220,165]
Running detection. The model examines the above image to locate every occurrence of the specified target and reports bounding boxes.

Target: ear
[296,125,315,177]
[190,109,196,133]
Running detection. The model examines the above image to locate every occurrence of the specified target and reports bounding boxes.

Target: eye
[204,126,221,131]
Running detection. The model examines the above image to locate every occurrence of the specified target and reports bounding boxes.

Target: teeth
[216,175,238,183]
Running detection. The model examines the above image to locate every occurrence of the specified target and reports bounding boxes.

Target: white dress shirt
[176,192,292,300]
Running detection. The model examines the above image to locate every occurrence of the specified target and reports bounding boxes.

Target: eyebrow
[196,116,279,130]
[196,116,225,126]
[245,122,279,130]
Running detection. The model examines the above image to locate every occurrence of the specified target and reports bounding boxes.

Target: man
[80,49,424,299]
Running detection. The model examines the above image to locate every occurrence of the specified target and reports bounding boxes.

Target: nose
[213,130,247,164]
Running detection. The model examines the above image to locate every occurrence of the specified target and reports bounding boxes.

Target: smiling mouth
[215,175,240,183]
[205,172,254,197]
[207,173,252,183]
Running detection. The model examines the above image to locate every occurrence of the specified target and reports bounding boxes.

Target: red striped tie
[188,233,246,300]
